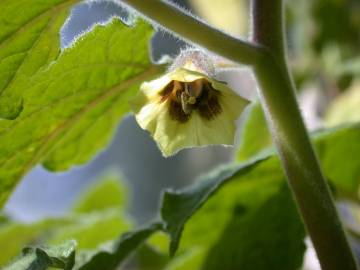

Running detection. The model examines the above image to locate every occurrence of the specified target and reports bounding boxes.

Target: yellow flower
[131,62,249,157]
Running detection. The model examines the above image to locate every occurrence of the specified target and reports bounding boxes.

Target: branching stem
[120,0,265,66]
[251,1,357,269]
[119,0,359,269]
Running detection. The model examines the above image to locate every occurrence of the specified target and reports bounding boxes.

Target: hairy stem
[252,0,358,269]
[119,0,358,269]
[120,0,265,66]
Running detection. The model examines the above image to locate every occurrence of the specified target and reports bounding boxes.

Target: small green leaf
[73,177,128,213]
[48,210,132,250]
[0,219,71,267]
[0,18,161,207]
[75,223,162,270]
[0,176,132,266]
[236,102,272,161]
[48,177,132,249]
[237,100,360,197]
[2,223,160,270]
[315,123,360,195]
[161,154,271,256]
[325,81,360,127]
[4,240,76,270]
[0,222,46,266]
[0,0,81,119]
[0,175,160,270]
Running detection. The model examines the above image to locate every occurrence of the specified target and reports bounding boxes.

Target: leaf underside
[0,0,80,119]
[0,14,161,206]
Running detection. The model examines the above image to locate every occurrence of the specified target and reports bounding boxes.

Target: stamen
[181,92,193,115]
[159,79,222,123]
[188,96,196,104]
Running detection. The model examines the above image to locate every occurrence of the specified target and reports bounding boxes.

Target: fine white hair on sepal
[153,54,173,65]
[169,48,216,77]
[149,30,188,65]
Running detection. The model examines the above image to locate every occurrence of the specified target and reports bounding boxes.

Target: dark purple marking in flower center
[159,79,222,123]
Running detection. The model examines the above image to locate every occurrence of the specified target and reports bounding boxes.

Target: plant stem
[119,0,358,269]
[252,1,358,269]
[120,0,265,66]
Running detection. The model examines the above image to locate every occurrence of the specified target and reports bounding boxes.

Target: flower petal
[130,68,250,156]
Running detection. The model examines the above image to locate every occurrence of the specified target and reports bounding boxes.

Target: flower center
[159,79,222,123]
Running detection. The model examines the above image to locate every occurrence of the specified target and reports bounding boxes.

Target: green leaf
[160,155,306,270]
[0,176,132,266]
[48,176,132,249]
[74,223,162,270]
[0,0,80,119]
[48,210,132,250]
[135,245,170,270]
[201,184,305,270]
[0,219,71,267]
[161,154,271,256]
[0,213,9,226]
[73,177,128,213]
[315,123,360,195]
[325,81,360,127]
[0,222,46,266]
[237,100,360,197]
[159,122,360,269]
[4,240,76,270]
[0,18,160,207]
[236,102,272,161]
[1,222,160,270]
